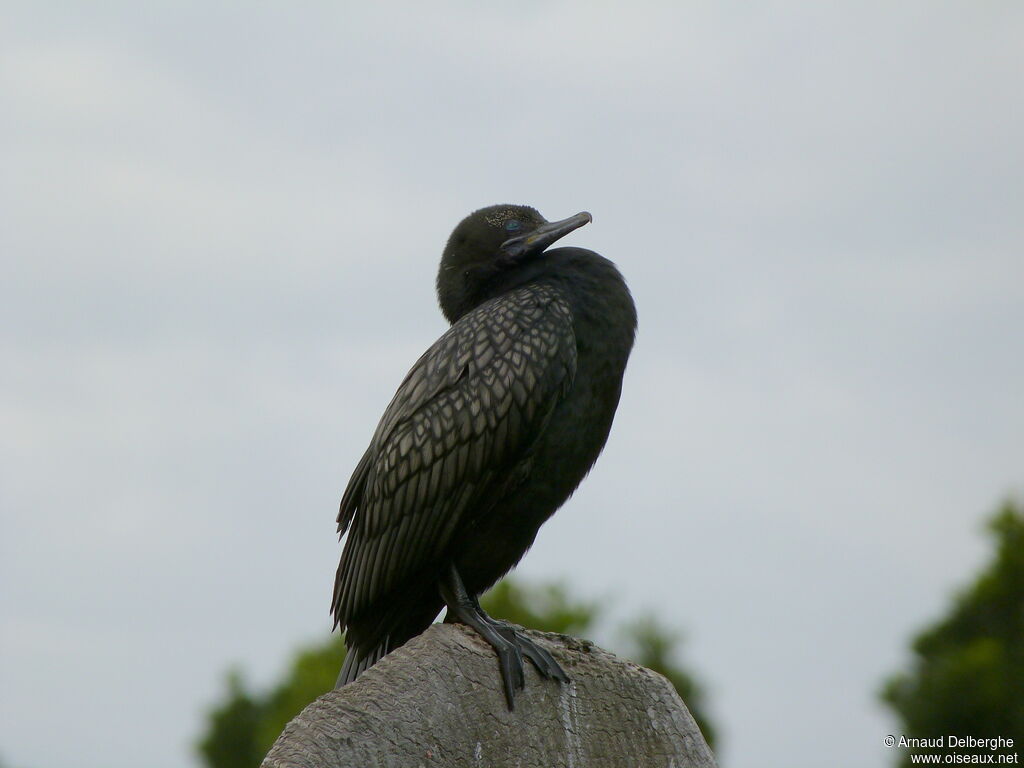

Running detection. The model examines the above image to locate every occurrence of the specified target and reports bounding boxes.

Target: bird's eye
[505,219,521,232]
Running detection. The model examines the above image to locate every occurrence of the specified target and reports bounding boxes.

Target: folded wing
[331,283,577,645]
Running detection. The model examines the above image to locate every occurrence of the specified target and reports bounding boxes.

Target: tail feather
[334,577,445,689]
[335,638,390,689]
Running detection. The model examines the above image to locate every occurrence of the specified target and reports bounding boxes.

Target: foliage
[881,500,1024,764]
[196,578,716,766]
[196,639,346,768]
[479,578,599,636]
[196,671,265,768]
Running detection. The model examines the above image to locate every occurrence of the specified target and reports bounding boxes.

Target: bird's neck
[503,248,636,343]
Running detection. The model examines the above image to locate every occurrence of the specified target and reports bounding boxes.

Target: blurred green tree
[881,500,1024,765]
[196,579,716,766]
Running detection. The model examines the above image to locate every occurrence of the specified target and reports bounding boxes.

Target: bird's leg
[440,564,568,709]
[440,563,525,709]
[468,594,570,684]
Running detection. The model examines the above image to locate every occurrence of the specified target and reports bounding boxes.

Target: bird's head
[437,204,592,323]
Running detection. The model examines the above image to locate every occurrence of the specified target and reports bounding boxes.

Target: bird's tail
[334,585,445,689]
[335,638,390,689]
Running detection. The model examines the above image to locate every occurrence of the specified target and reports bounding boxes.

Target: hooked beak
[500,211,593,259]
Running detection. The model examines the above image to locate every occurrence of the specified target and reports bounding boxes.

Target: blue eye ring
[505,219,522,232]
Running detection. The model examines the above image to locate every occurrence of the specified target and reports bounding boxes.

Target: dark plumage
[331,204,636,706]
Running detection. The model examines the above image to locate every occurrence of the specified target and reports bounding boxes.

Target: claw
[497,643,525,709]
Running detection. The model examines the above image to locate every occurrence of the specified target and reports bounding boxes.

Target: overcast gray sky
[2,3,1022,767]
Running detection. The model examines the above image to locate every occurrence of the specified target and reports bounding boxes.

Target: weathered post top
[263,624,717,768]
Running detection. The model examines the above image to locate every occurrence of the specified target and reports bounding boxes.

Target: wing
[331,283,577,634]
